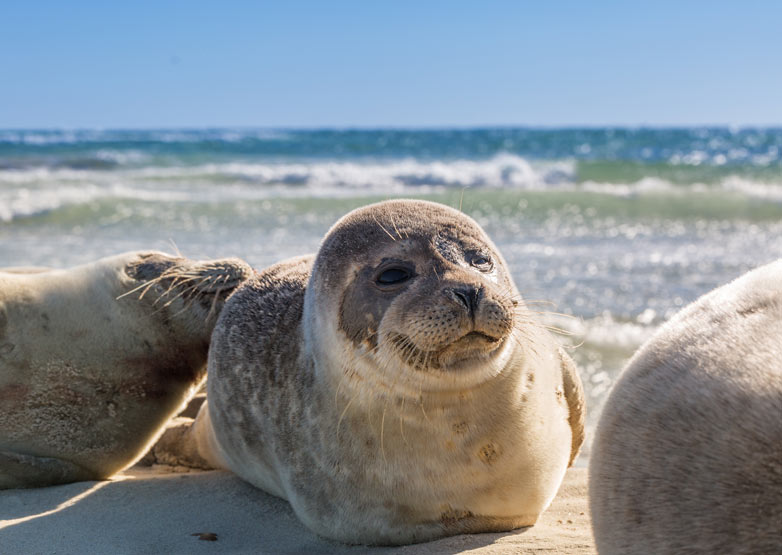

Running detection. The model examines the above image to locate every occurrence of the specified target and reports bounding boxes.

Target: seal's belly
[0,288,194,471]
[281,402,573,544]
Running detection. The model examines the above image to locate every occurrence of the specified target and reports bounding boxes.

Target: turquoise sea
[2,127,781,457]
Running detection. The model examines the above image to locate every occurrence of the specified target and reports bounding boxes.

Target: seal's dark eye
[471,254,493,272]
[376,268,410,285]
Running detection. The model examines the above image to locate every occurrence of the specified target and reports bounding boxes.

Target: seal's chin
[436,331,506,369]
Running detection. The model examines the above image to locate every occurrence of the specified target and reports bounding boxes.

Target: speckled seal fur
[189,199,585,545]
[589,259,782,555]
[0,251,251,488]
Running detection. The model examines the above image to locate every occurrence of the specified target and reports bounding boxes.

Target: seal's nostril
[453,290,469,309]
[449,286,481,315]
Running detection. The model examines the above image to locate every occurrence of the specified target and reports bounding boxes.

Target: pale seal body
[589,260,782,554]
[0,251,251,488]
[190,200,584,545]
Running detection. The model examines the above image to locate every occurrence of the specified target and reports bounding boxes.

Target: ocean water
[2,127,782,458]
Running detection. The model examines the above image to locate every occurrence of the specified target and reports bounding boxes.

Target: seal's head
[124,252,253,335]
[304,199,519,394]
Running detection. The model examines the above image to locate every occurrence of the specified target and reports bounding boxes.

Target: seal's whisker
[388,215,405,241]
[397,336,429,372]
[170,291,204,319]
[417,380,431,423]
[333,373,344,410]
[365,397,376,441]
[191,273,216,290]
[159,275,215,309]
[543,326,574,337]
[158,272,202,299]
[336,389,359,437]
[348,342,381,365]
[526,309,578,321]
[507,333,530,353]
[399,397,409,447]
[155,275,188,305]
[167,238,182,257]
[524,299,559,307]
[208,286,224,318]
[419,351,430,374]
[158,283,196,309]
[333,359,359,422]
[161,273,200,287]
[116,276,163,300]
[379,407,388,465]
[496,287,525,305]
[148,293,185,317]
[137,279,163,301]
[372,215,397,242]
[170,303,194,319]
[419,397,430,422]
[371,345,404,458]
[513,315,575,337]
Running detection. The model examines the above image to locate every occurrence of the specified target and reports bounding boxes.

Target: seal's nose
[448,285,481,316]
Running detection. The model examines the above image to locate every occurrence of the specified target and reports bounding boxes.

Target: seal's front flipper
[558,347,586,467]
[0,450,96,489]
[141,417,214,470]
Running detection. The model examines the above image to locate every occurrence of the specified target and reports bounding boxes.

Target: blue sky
[1,1,781,128]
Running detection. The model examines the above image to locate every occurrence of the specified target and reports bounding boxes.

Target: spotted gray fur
[193,200,585,545]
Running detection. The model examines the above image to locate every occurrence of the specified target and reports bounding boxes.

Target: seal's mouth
[459,331,500,343]
[388,330,506,372]
[438,331,505,367]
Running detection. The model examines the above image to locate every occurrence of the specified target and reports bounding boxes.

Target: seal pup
[0,251,252,488]
[161,199,585,545]
[589,260,782,554]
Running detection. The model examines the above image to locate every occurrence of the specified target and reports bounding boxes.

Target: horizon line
[3,123,782,132]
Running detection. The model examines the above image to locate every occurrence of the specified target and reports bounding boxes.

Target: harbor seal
[161,199,585,545]
[589,259,782,554]
[0,251,252,488]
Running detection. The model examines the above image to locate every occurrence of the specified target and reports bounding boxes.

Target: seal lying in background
[589,260,782,555]
[0,251,252,489]
[159,199,585,545]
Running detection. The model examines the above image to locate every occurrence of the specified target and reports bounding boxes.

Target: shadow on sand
[0,467,591,554]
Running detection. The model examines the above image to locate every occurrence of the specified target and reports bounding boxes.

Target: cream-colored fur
[589,259,782,554]
[187,200,585,545]
[0,251,250,488]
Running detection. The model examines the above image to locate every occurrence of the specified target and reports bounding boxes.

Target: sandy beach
[1,466,594,554]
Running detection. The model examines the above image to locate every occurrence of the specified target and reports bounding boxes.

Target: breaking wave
[3,153,782,223]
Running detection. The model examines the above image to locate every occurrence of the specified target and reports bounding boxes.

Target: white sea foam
[544,311,657,352]
[0,168,96,184]
[4,153,782,200]
[94,149,149,164]
[721,176,782,201]
[579,177,682,197]
[3,153,782,222]
[0,155,576,222]
[0,185,105,222]
[0,154,573,189]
